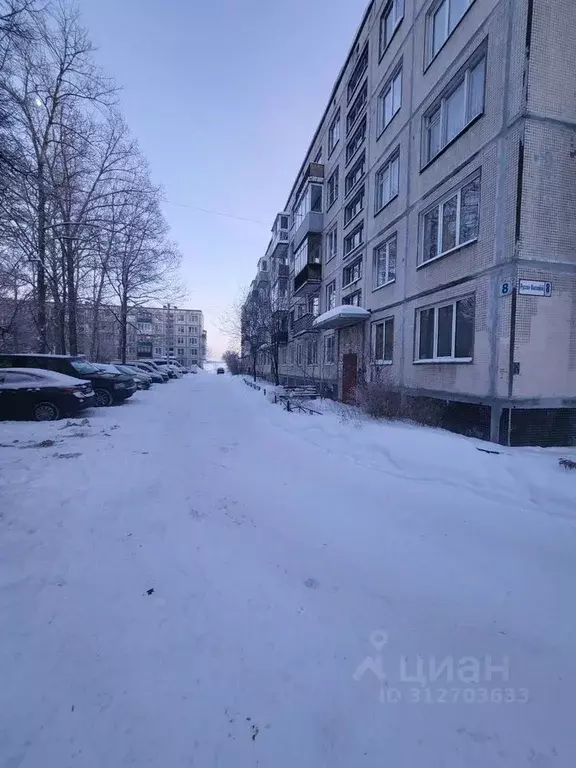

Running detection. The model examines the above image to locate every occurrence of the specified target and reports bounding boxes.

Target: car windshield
[71,360,99,374]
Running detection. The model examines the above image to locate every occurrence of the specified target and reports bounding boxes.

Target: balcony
[294,262,321,295]
[277,263,289,278]
[270,228,289,257]
[272,330,289,345]
[293,211,323,250]
[292,313,319,337]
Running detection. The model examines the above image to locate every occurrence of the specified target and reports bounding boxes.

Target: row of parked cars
[0,353,194,422]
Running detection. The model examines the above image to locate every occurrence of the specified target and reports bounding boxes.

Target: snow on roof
[313,305,370,330]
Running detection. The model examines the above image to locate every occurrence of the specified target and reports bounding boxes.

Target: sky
[76,0,369,357]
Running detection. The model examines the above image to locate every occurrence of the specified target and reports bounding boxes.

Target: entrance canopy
[312,305,370,330]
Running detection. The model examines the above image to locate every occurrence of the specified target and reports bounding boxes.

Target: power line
[161,197,269,227]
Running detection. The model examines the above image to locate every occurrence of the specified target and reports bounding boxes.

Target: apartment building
[127,305,206,368]
[247,0,576,445]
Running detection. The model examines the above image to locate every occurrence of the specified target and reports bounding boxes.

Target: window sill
[378,17,403,63]
[374,359,393,366]
[343,244,364,261]
[413,357,473,365]
[342,276,363,291]
[420,112,484,172]
[374,192,399,218]
[345,140,366,168]
[343,207,364,229]
[372,278,396,292]
[344,174,366,200]
[346,106,367,139]
[417,237,477,269]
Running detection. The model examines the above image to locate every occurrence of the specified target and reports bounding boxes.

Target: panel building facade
[246,0,576,445]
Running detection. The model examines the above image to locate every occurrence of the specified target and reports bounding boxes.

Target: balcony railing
[292,313,319,336]
[294,262,322,295]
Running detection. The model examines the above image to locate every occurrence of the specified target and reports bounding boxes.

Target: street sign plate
[518,279,552,297]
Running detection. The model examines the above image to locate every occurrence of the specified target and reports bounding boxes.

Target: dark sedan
[0,368,95,421]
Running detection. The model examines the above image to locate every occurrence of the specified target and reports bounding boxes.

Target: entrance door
[342,353,358,403]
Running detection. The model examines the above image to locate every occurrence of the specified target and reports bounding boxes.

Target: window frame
[422,49,486,166]
[324,334,336,365]
[328,110,341,156]
[379,0,405,59]
[346,81,368,135]
[345,151,366,197]
[374,149,400,214]
[325,225,338,263]
[414,294,475,363]
[419,170,480,267]
[347,44,369,103]
[326,280,337,311]
[426,0,475,66]
[372,317,395,364]
[346,115,367,165]
[343,222,364,258]
[326,167,339,209]
[342,256,363,289]
[377,65,402,136]
[306,339,318,366]
[344,185,365,227]
[372,233,397,290]
[342,290,362,307]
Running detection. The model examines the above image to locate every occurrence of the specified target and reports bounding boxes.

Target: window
[327,168,339,208]
[314,147,323,163]
[280,215,289,230]
[343,257,362,287]
[326,280,337,310]
[345,152,366,195]
[324,335,336,364]
[177,326,184,333]
[423,55,485,163]
[347,81,367,133]
[306,340,318,365]
[378,68,402,134]
[347,44,368,101]
[344,223,364,256]
[4,371,38,384]
[296,343,303,366]
[373,317,394,363]
[177,314,184,322]
[308,295,320,316]
[177,348,184,356]
[328,110,340,154]
[344,186,365,225]
[428,0,474,61]
[375,151,400,212]
[415,295,475,361]
[379,0,404,56]
[343,290,362,306]
[346,116,366,163]
[294,235,322,274]
[293,183,323,229]
[177,337,184,344]
[155,347,162,354]
[421,173,480,264]
[260,260,267,271]
[373,234,397,288]
[325,225,338,262]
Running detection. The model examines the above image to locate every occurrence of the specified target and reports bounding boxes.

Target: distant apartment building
[126,305,206,368]
[245,0,576,445]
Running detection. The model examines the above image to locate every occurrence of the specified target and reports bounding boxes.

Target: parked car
[114,364,156,388]
[0,367,95,421]
[0,354,136,407]
[216,367,225,375]
[152,359,182,378]
[122,361,168,383]
[96,363,151,390]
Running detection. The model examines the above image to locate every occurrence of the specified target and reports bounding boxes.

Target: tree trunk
[64,241,78,355]
[36,183,48,352]
[120,291,128,363]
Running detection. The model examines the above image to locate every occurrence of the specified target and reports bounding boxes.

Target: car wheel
[94,388,113,407]
[33,402,60,421]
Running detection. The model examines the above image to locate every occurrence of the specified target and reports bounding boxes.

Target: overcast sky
[77,0,369,356]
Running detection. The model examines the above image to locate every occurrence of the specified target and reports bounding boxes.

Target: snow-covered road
[1,373,575,767]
